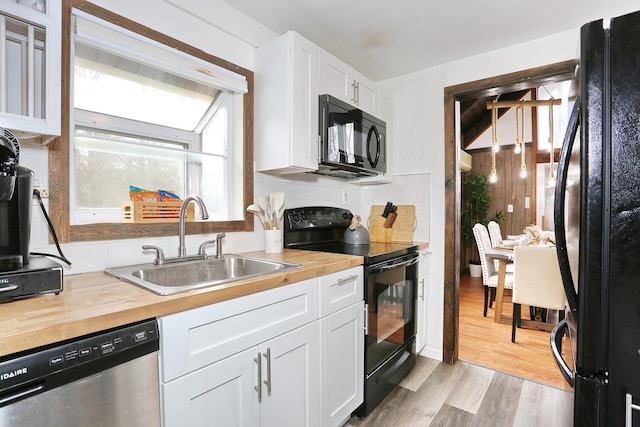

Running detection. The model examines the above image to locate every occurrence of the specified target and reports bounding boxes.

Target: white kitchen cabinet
[319,267,364,427]
[258,321,321,427]
[255,30,319,175]
[0,0,61,138]
[416,250,431,353]
[162,346,260,427]
[162,322,320,427]
[159,266,364,427]
[318,48,377,116]
[320,302,364,427]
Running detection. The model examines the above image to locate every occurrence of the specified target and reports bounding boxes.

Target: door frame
[442,59,578,363]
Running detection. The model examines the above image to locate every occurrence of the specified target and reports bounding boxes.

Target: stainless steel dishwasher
[0,318,160,426]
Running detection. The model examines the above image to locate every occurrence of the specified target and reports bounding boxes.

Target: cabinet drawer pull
[337,274,358,285]
[263,348,272,395]
[254,352,262,402]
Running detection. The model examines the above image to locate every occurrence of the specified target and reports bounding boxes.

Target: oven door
[365,252,419,374]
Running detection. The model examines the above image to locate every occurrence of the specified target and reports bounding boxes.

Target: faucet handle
[197,240,216,257]
[198,233,226,258]
[142,245,166,265]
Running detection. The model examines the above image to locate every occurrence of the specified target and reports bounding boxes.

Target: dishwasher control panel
[0,318,158,404]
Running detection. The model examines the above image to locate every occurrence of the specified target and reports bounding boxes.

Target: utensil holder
[264,229,283,253]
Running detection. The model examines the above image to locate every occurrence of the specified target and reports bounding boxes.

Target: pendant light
[519,105,527,179]
[514,104,522,155]
[489,102,498,183]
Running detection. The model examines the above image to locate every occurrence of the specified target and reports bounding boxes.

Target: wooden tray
[121,201,194,223]
[368,205,415,242]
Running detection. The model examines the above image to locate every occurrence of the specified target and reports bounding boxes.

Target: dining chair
[511,245,566,342]
[488,220,515,273]
[472,223,514,317]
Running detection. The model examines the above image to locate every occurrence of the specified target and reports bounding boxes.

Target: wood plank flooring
[346,357,573,426]
[344,274,575,426]
[458,274,573,391]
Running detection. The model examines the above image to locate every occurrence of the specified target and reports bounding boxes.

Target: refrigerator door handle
[554,98,581,319]
[550,318,575,387]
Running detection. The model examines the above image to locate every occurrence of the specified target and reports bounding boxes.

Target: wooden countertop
[0,249,363,357]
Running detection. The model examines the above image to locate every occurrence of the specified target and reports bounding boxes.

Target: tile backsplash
[20,143,430,275]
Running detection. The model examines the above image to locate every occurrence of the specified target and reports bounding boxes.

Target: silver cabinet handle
[363,303,369,334]
[420,278,425,301]
[337,274,358,285]
[254,352,262,402]
[351,79,359,105]
[263,348,272,395]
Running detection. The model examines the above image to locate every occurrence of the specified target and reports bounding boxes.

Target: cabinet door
[0,0,61,136]
[255,30,318,174]
[416,251,430,353]
[259,321,321,427]
[320,302,364,427]
[352,71,377,115]
[318,48,353,105]
[162,346,260,427]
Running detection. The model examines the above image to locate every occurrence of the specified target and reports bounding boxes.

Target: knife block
[368,205,416,242]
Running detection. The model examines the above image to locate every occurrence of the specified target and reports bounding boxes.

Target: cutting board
[368,205,416,243]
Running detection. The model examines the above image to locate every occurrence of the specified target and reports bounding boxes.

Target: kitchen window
[69,10,244,225]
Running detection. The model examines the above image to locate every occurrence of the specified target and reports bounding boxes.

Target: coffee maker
[0,130,33,271]
[0,128,62,301]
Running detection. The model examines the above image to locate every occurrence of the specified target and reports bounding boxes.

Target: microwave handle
[367,125,381,168]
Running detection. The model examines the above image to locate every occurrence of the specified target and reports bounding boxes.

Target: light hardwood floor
[458,274,572,391]
[345,275,574,426]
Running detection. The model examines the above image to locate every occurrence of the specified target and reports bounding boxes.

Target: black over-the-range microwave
[316,94,386,179]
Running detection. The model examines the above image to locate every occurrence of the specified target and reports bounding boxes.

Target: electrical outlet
[525,197,530,209]
[342,190,349,204]
[507,204,513,213]
[39,189,49,198]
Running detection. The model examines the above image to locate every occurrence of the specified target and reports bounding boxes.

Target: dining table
[485,246,514,324]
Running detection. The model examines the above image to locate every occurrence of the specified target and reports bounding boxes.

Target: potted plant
[461,173,505,277]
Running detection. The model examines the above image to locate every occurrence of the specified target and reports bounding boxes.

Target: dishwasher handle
[0,382,44,406]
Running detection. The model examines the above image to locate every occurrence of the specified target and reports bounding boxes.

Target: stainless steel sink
[105,254,301,295]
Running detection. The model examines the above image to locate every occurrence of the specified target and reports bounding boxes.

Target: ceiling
[220,0,639,81]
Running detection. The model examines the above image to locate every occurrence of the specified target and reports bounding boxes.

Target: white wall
[20,0,431,276]
[379,29,580,360]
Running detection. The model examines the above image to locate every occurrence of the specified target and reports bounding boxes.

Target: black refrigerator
[552,9,640,427]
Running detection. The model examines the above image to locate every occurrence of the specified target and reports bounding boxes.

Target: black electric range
[283,206,419,418]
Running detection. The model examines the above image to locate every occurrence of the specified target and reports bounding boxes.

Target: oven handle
[367,253,419,274]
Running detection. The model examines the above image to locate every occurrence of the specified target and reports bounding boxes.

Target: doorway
[441,59,578,365]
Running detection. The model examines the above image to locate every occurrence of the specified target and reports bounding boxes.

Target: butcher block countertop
[0,249,364,357]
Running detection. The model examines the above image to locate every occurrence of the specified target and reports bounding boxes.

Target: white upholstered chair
[472,223,514,317]
[511,245,566,342]
[488,220,514,273]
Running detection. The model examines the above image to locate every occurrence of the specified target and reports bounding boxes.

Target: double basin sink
[105,254,301,295]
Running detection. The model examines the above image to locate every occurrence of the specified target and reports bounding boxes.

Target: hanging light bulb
[520,105,527,179]
[514,105,521,155]
[490,102,498,182]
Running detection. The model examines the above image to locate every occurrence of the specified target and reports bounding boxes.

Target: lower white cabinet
[320,301,364,427]
[416,250,431,353]
[158,266,364,427]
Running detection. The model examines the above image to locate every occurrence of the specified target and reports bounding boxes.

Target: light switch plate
[507,204,514,213]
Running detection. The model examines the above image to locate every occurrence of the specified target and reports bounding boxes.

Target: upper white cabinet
[0,0,61,138]
[318,48,377,116]
[255,30,319,175]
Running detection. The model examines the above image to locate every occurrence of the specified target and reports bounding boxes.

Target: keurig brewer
[0,128,62,301]
[0,128,33,271]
